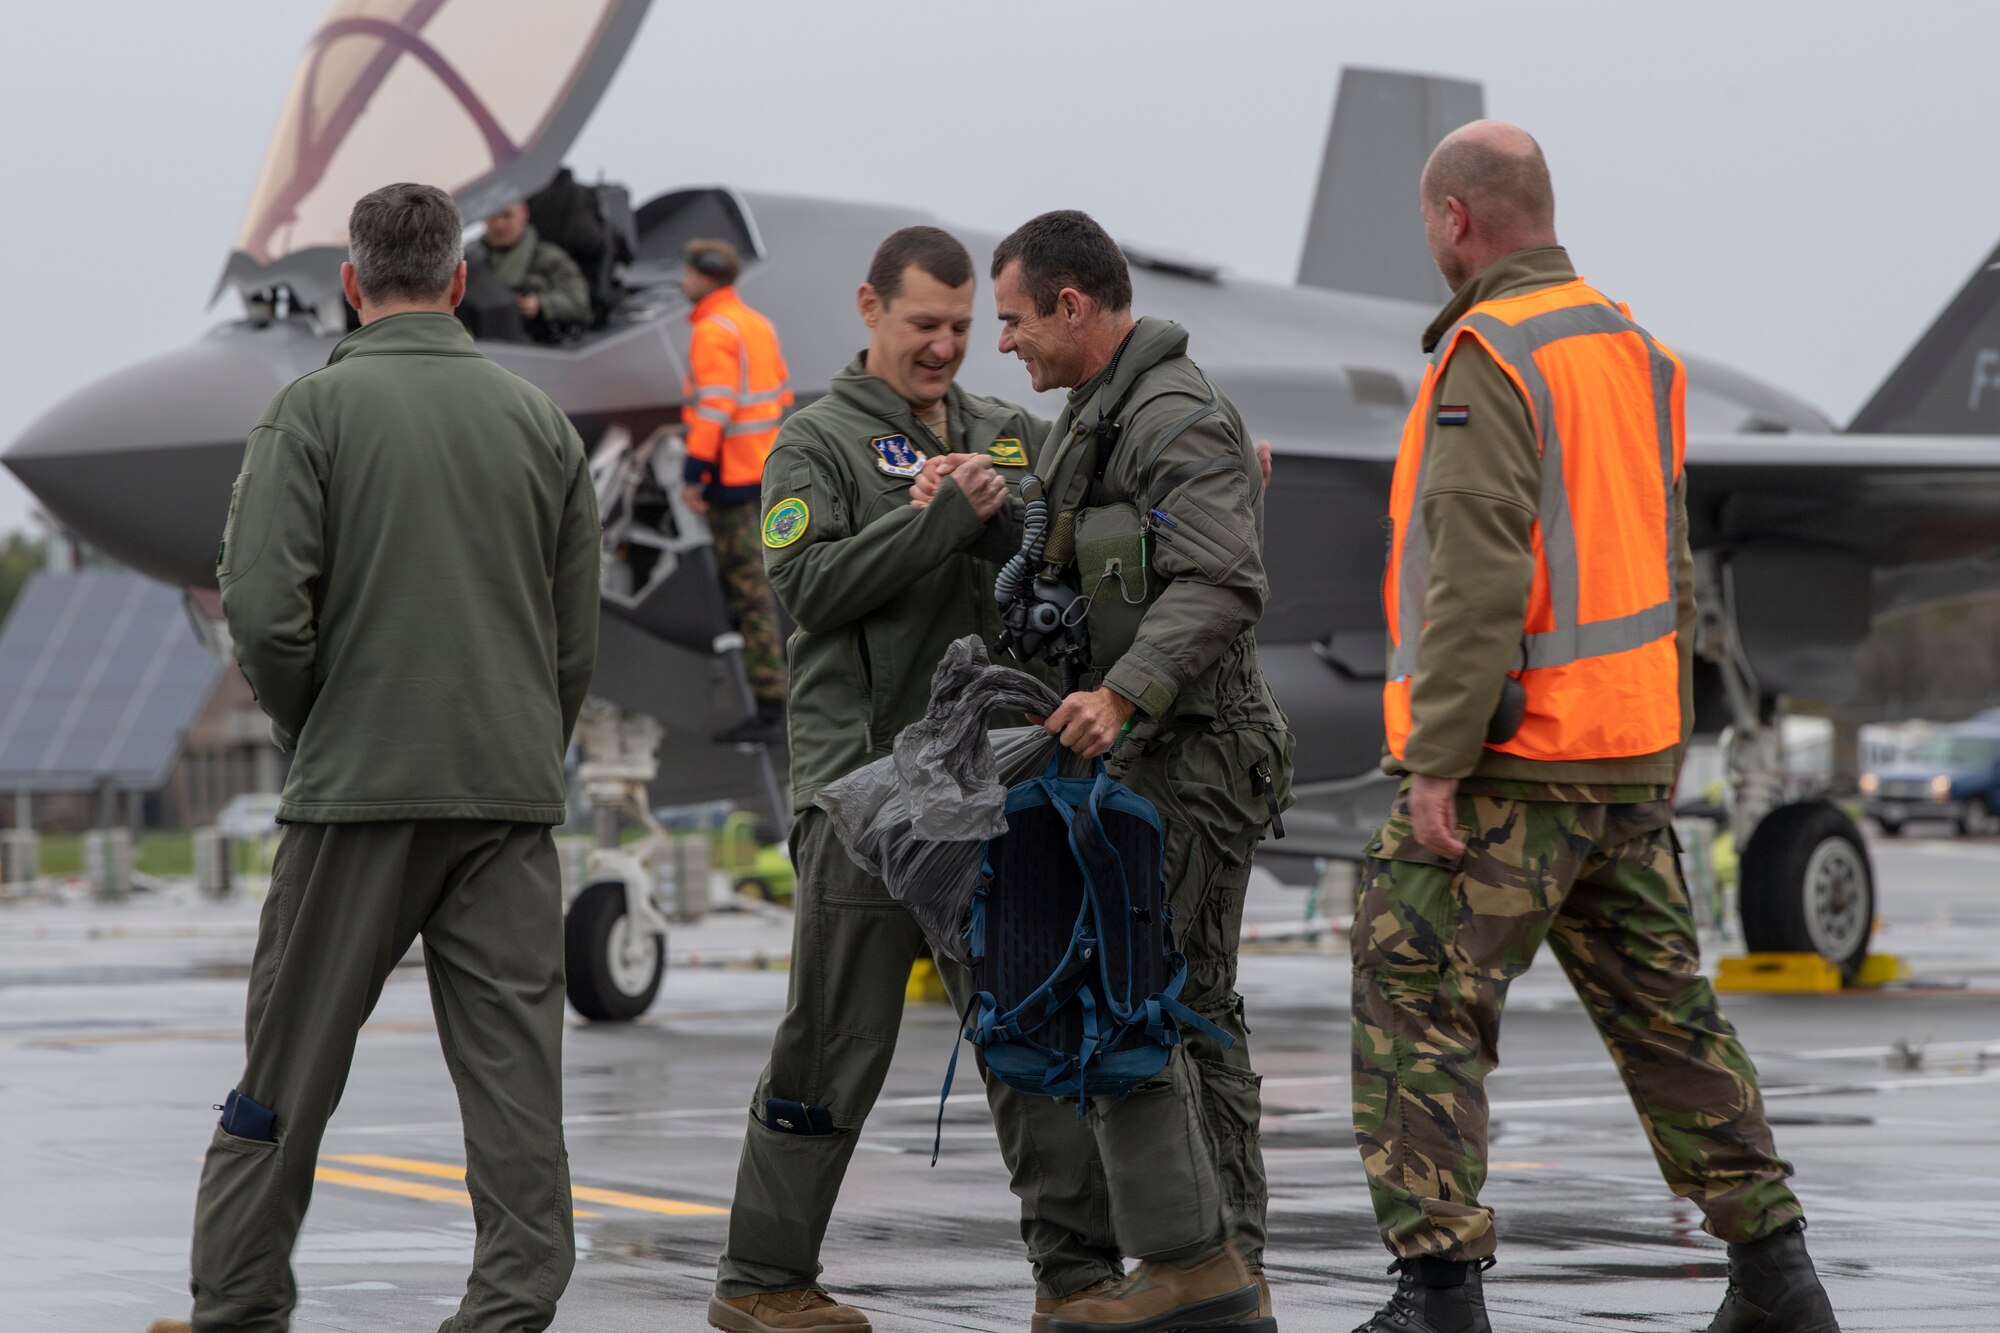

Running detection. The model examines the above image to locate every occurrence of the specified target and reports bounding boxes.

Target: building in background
[0,570,284,833]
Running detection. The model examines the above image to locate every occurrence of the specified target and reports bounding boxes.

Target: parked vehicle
[1860,724,2000,836]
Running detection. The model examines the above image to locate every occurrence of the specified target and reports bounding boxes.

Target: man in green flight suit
[467,200,591,344]
[708,226,1124,1333]
[148,182,601,1333]
[988,210,1295,1333]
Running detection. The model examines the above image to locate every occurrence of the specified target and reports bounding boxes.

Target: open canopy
[218,0,651,310]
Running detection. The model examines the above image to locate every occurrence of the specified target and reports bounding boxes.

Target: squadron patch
[988,438,1028,468]
[870,433,924,478]
[763,497,810,548]
[1436,404,1471,427]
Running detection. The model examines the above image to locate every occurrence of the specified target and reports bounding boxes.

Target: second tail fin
[1849,239,2000,435]
[1295,67,1483,304]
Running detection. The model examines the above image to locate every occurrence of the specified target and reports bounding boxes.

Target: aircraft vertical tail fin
[1849,239,2000,435]
[1295,67,1484,304]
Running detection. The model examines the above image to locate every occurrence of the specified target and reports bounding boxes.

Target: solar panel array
[0,572,224,792]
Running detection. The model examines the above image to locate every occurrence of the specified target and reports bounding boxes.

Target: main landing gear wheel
[565,880,665,1021]
[1738,801,1875,982]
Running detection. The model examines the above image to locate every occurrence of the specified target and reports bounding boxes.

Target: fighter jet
[12,0,2000,1009]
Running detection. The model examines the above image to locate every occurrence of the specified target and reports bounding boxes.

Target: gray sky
[3,0,1996,536]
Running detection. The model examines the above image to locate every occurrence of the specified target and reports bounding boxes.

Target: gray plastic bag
[815,637,1062,962]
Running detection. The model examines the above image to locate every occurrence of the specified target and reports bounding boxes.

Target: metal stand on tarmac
[565,705,674,1021]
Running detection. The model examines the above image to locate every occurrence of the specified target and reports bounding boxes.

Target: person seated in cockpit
[462,201,591,344]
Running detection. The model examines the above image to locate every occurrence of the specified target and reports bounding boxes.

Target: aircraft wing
[1682,432,2000,567]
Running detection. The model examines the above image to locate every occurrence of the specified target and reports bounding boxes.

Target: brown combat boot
[707,1287,872,1333]
[146,1322,190,1333]
[1049,1242,1258,1332]
[1032,1276,1123,1333]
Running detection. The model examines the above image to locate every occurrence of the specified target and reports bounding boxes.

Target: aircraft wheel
[1738,801,1874,981]
[1874,817,1904,838]
[1956,796,1996,838]
[565,879,665,1022]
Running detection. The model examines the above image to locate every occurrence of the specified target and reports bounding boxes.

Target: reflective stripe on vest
[1384,281,1686,762]
[683,294,792,489]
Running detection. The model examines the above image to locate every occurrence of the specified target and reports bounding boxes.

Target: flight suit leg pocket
[189,1125,286,1311]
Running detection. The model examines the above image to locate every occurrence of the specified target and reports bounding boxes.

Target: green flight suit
[191,313,600,1332]
[715,356,1122,1301]
[1033,316,1294,1268]
[470,225,592,334]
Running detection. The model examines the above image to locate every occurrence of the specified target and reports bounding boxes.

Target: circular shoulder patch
[762,497,810,549]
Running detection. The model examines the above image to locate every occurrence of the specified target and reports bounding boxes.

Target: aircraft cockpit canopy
[215,0,653,322]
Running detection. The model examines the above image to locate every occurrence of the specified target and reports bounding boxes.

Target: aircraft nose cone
[4,322,334,587]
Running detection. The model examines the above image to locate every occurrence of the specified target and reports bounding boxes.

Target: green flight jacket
[1386,246,1696,798]
[1038,317,1288,737]
[471,225,591,326]
[219,312,602,823]
[763,355,1047,805]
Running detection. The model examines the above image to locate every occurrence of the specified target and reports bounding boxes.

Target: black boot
[1352,1257,1492,1333]
[714,698,785,746]
[1705,1218,1840,1333]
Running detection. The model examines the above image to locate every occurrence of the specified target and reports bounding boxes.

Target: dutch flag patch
[1436,404,1470,427]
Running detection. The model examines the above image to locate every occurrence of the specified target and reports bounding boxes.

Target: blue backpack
[934,757,1231,1155]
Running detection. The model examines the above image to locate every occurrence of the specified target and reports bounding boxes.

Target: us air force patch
[763,497,810,548]
[871,433,924,478]
[1435,404,1470,427]
[988,438,1028,467]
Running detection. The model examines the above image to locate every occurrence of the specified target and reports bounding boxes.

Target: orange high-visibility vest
[682,286,792,500]
[1384,279,1687,763]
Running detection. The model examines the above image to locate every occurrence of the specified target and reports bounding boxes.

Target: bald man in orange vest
[1350,122,1840,1333]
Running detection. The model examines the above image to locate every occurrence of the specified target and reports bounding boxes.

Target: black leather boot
[1705,1219,1840,1332]
[1352,1257,1492,1333]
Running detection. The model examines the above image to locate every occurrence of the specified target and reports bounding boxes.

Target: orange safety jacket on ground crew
[682,286,791,504]
[1384,278,1687,763]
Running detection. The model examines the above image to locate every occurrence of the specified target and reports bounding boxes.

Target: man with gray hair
[148,181,601,1333]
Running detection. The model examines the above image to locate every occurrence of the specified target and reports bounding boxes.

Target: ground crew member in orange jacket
[1350,121,1840,1333]
[681,239,793,744]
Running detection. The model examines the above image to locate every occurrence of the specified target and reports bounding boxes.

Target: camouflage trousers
[1351,790,1802,1261]
[709,500,787,703]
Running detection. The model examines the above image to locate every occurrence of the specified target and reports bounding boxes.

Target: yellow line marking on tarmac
[325,1154,724,1217]
[568,1183,729,1217]
[316,1164,600,1218]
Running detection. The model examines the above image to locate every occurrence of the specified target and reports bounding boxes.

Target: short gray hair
[347,183,463,304]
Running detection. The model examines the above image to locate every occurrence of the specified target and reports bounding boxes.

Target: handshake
[908,452,1011,520]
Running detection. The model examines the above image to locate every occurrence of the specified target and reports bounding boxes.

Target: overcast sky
[2,0,1996,536]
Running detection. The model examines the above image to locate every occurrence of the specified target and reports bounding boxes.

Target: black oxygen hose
[995,474,1048,614]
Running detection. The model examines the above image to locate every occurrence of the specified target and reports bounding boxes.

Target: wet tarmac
[5,833,1998,1331]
